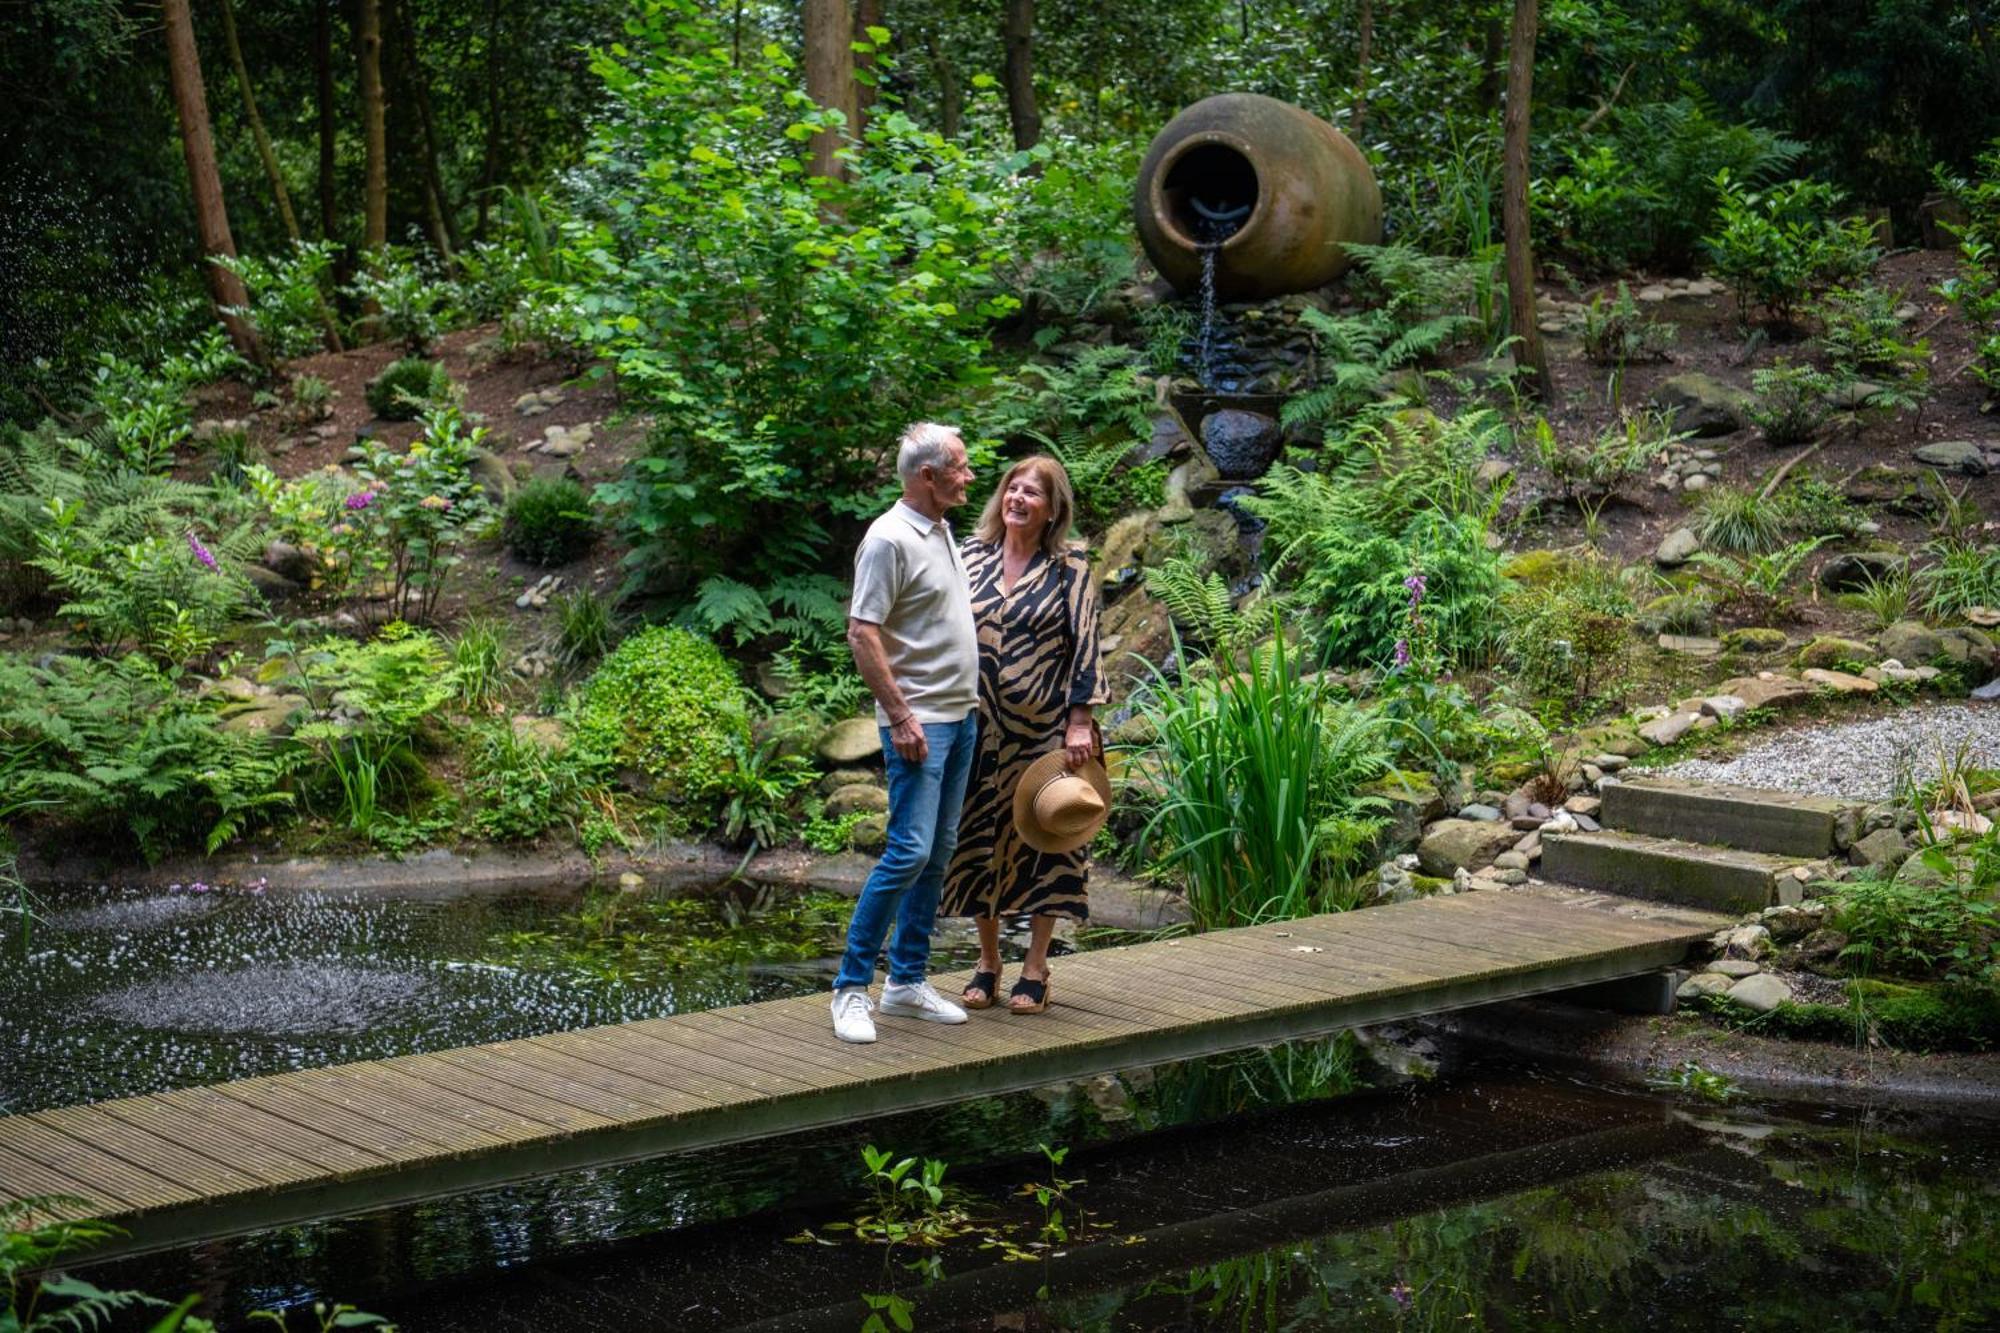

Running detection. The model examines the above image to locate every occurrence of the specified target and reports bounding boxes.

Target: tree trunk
[394,0,461,260]
[1003,0,1040,150]
[1479,13,1504,110]
[476,0,503,238]
[1502,0,1550,399]
[218,0,300,241]
[161,0,266,364]
[1351,0,1375,137]
[853,0,882,140]
[357,0,388,249]
[315,0,338,241]
[926,30,962,138]
[803,0,856,181]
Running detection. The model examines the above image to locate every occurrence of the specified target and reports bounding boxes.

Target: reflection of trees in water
[1139,1033,1362,1126]
[1070,1126,1998,1332]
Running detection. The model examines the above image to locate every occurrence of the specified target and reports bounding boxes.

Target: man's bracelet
[888,711,914,727]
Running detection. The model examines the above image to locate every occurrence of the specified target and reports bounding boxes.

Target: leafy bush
[567,5,1026,593]
[571,625,749,807]
[1143,556,1245,659]
[1917,539,2000,622]
[1528,410,1683,502]
[217,240,342,359]
[1693,486,1788,555]
[552,588,617,667]
[83,329,244,474]
[0,653,295,858]
[1704,173,1881,327]
[505,477,596,567]
[464,721,601,843]
[1688,537,1830,618]
[365,357,452,421]
[1579,283,1676,365]
[1502,561,1637,711]
[1830,865,1997,988]
[348,245,453,353]
[1748,362,1837,447]
[345,404,496,624]
[984,345,1152,446]
[1132,631,1390,928]
[1814,285,1928,380]
[1041,429,1166,537]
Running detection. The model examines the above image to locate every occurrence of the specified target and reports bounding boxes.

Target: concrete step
[1541,830,1804,914]
[1600,776,1849,858]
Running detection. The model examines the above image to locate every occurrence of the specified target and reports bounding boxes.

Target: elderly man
[830,422,980,1044]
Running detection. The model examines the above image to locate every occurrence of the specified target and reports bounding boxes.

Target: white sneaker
[879,979,969,1025]
[832,987,877,1044]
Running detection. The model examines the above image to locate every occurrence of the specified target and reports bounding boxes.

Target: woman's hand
[1063,718,1095,769]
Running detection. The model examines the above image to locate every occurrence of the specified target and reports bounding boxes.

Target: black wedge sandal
[962,969,1000,1010]
[1007,971,1052,1015]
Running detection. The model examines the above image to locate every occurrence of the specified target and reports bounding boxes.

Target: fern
[1144,556,1244,657]
[688,572,848,651]
[1282,306,1477,435]
[986,344,1153,444]
[688,575,776,646]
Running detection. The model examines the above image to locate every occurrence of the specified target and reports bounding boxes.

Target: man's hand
[890,713,930,764]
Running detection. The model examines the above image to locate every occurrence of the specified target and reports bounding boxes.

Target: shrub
[552,588,617,668]
[1748,362,1837,447]
[1814,285,1929,381]
[464,721,600,843]
[571,625,749,806]
[347,245,453,353]
[505,477,596,566]
[1917,539,2000,622]
[1528,410,1683,502]
[1502,562,1637,711]
[1579,282,1677,366]
[1278,510,1506,669]
[217,240,343,359]
[1703,173,1881,327]
[1693,486,1788,555]
[1829,866,1997,987]
[290,373,334,421]
[365,357,451,421]
[345,404,496,624]
[1935,140,2000,401]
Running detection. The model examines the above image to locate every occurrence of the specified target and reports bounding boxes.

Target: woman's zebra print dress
[940,539,1107,921]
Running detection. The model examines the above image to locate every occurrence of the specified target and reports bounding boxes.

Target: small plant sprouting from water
[1648,1061,1737,1103]
[1023,1142,1085,1248]
[248,1302,396,1333]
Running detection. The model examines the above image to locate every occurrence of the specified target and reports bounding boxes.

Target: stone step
[1541,830,1804,914]
[1600,776,1849,858]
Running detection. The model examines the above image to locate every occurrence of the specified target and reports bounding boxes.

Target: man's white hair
[897,421,962,482]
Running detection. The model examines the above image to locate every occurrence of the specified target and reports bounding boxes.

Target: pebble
[1661,704,2000,801]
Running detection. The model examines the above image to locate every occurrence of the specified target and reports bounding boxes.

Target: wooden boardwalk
[0,887,1723,1259]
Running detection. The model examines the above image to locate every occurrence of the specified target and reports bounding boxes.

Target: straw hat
[1013,750,1113,854]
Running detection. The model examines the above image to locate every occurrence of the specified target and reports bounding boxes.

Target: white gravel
[1655,703,2000,801]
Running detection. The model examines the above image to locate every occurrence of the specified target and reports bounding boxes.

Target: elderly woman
[941,454,1108,1015]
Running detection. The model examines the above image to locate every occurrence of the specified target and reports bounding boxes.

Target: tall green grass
[1130,631,1390,929]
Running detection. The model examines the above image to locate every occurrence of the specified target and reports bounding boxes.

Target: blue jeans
[832,714,979,991]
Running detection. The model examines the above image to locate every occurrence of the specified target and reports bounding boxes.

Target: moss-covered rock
[573,626,749,804]
[1721,627,1788,653]
[1639,592,1715,635]
[1796,635,1874,671]
[1498,549,1572,586]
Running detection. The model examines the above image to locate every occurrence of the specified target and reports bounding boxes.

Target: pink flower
[186,531,217,570]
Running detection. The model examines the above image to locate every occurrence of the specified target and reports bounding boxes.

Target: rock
[1937,626,1997,673]
[1796,636,1874,671]
[1682,472,1712,492]
[1712,673,1814,711]
[1416,818,1525,877]
[1638,712,1700,747]
[1652,372,1754,436]
[817,767,877,796]
[1726,972,1793,1013]
[1565,796,1602,817]
[1913,440,1988,476]
[1699,695,1747,721]
[1159,455,1221,522]
[815,716,884,766]
[1803,667,1879,694]
[1677,972,1734,1000]
[1879,620,1946,665]
[1492,868,1529,885]
[1658,634,1721,657]
[1137,410,1196,466]
[1093,512,1162,592]
[1720,627,1787,653]
[1653,527,1701,567]
[243,564,301,601]
[1722,924,1772,959]
[1840,824,1904,868]
[1760,904,1822,941]
[1493,851,1530,871]
[1711,958,1763,979]
[1458,803,1503,822]
[1541,810,1580,835]
[824,783,891,818]
[467,447,518,506]
[1973,678,2000,701]
[217,695,308,737]
[849,813,889,854]
[1361,772,1445,849]
[1636,283,1668,302]
[263,539,319,585]
[1200,409,1283,479]
[1818,552,1904,593]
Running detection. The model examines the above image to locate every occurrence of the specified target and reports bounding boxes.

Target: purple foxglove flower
[1392,639,1410,668]
[186,531,217,570]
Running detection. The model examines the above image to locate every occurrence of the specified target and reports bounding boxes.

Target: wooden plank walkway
[0,887,1724,1259]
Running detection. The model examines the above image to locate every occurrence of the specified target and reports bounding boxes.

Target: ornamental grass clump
[1132,626,1390,929]
[504,477,596,566]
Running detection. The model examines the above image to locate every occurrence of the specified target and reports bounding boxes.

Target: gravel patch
[1656,703,2000,801]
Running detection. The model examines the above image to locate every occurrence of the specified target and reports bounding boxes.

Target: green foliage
[1502,556,1638,712]
[1042,429,1167,537]
[81,330,244,476]
[464,721,601,843]
[683,572,848,652]
[1693,486,1788,555]
[1142,556,1244,659]
[1936,142,2000,400]
[569,6,1027,592]
[1772,471,1865,539]
[347,246,453,354]
[364,357,452,422]
[1748,361,1838,447]
[1132,629,1391,928]
[1528,409,1683,502]
[217,241,341,360]
[487,887,848,982]
[1689,537,1831,618]
[450,617,507,713]
[1814,285,1930,386]
[1704,173,1880,327]
[1579,283,1676,365]
[1917,539,2000,622]
[983,134,1141,330]
[504,477,596,567]
[985,345,1153,444]
[571,625,749,808]
[1843,566,1917,631]
[346,404,495,625]
[1830,866,1998,988]
[0,653,295,858]
[1647,1061,1738,1104]
[713,733,813,850]
[551,588,617,668]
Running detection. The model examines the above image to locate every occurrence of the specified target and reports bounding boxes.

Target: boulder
[1711,958,1763,979]
[1136,410,1196,466]
[824,783,890,818]
[1937,626,1998,673]
[1796,636,1874,671]
[1652,373,1754,436]
[467,447,518,506]
[1360,771,1445,850]
[1720,627,1787,654]
[818,767,877,795]
[1912,440,1988,476]
[1093,512,1162,593]
[243,564,301,601]
[262,539,319,585]
[1638,711,1701,747]
[1849,827,1909,869]
[1727,972,1793,1014]
[1879,620,1945,665]
[849,813,889,854]
[1498,549,1572,585]
[1712,673,1814,711]
[1699,695,1747,720]
[1843,465,1920,509]
[1159,454,1222,521]
[1416,818,1524,877]
[1803,667,1879,694]
[217,694,309,737]
[1817,551,1904,593]
[815,716,884,766]
[1200,409,1284,479]
[1677,972,1734,1001]
[1653,527,1701,567]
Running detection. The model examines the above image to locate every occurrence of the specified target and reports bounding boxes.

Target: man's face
[922,437,974,511]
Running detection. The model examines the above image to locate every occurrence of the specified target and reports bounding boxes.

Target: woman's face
[1002,468,1053,538]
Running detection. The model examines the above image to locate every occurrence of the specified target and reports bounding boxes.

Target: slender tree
[1501,0,1550,398]
[803,0,857,181]
[1003,0,1040,149]
[853,0,882,140]
[390,0,461,262]
[925,28,963,138]
[1351,0,1375,137]
[216,0,300,240]
[357,0,388,249]
[160,0,265,364]
[476,0,504,238]
[315,0,338,242]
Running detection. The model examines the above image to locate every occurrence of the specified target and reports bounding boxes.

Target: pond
[7,882,1998,1331]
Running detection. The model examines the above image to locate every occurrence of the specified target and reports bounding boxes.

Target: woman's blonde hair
[973,454,1076,557]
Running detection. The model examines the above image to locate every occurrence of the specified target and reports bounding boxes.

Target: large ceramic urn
[1133,93,1383,301]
